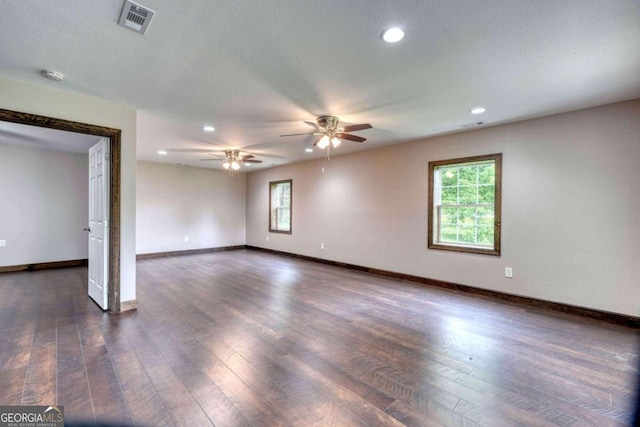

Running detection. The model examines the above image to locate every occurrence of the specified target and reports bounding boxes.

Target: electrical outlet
[320,242,325,250]
[266,235,269,242]
[505,267,513,278]
[321,167,325,173]
[0,240,5,247]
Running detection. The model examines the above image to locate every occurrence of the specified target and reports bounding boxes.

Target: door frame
[0,108,122,313]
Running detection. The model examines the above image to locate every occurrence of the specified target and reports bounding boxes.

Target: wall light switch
[0,240,5,247]
[505,267,513,278]
[266,235,269,242]
[320,242,325,250]
[184,236,189,242]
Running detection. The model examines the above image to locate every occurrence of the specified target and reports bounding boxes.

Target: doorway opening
[0,108,122,313]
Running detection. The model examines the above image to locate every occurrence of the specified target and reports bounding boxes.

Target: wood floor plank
[384,399,448,427]
[118,319,215,426]
[101,317,176,426]
[56,323,94,421]
[21,342,56,405]
[0,367,27,405]
[82,344,134,424]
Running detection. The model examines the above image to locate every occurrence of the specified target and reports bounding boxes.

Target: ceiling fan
[280,115,372,157]
[200,149,262,176]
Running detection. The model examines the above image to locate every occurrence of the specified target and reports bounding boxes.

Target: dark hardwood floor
[0,249,638,426]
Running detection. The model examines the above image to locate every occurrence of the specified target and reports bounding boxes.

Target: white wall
[136,162,246,254]
[246,99,640,317]
[0,145,88,265]
[0,78,137,303]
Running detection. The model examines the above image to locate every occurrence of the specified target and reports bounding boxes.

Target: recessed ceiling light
[203,125,215,132]
[157,150,167,155]
[381,27,405,43]
[305,148,313,153]
[470,107,486,114]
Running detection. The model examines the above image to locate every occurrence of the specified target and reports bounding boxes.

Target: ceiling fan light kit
[281,115,372,159]
[316,136,329,149]
[222,161,240,170]
[200,149,262,176]
[315,135,341,149]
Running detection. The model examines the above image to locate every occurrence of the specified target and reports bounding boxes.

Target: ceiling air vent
[460,121,485,128]
[118,0,155,35]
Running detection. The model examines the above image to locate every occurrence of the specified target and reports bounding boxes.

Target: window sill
[428,242,500,256]
[269,229,292,235]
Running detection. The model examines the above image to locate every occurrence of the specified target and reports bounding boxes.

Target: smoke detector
[41,70,64,81]
[118,0,155,35]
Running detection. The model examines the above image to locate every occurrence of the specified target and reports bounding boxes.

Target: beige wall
[0,145,88,266]
[0,77,137,302]
[136,162,246,254]
[246,99,640,317]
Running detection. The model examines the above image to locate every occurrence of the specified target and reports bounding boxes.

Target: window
[269,179,292,233]
[428,153,501,255]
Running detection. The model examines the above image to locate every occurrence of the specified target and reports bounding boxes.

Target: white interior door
[88,138,109,310]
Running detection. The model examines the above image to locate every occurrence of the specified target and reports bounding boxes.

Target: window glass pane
[440,225,458,242]
[478,164,495,184]
[477,226,494,245]
[279,184,290,207]
[457,226,476,244]
[458,166,477,186]
[478,185,494,204]
[440,207,458,225]
[476,207,494,225]
[441,187,458,204]
[440,167,457,187]
[458,207,475,226]
[277,207,290,229]
[458,186,477,204]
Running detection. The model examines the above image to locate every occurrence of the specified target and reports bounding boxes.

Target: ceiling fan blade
[341,123,372,132]
[280,132,315,137]
[335,133,366,143]
[241,154,255,160]
[304,121,318,128]
[243,159,263,163]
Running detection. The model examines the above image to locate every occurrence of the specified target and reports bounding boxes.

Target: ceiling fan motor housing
[225,149,240,160]
[317,116,339,132]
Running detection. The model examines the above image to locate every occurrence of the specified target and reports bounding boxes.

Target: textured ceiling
[0,0,639,169]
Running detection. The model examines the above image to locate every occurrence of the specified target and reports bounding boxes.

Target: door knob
[84,228,91,232]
